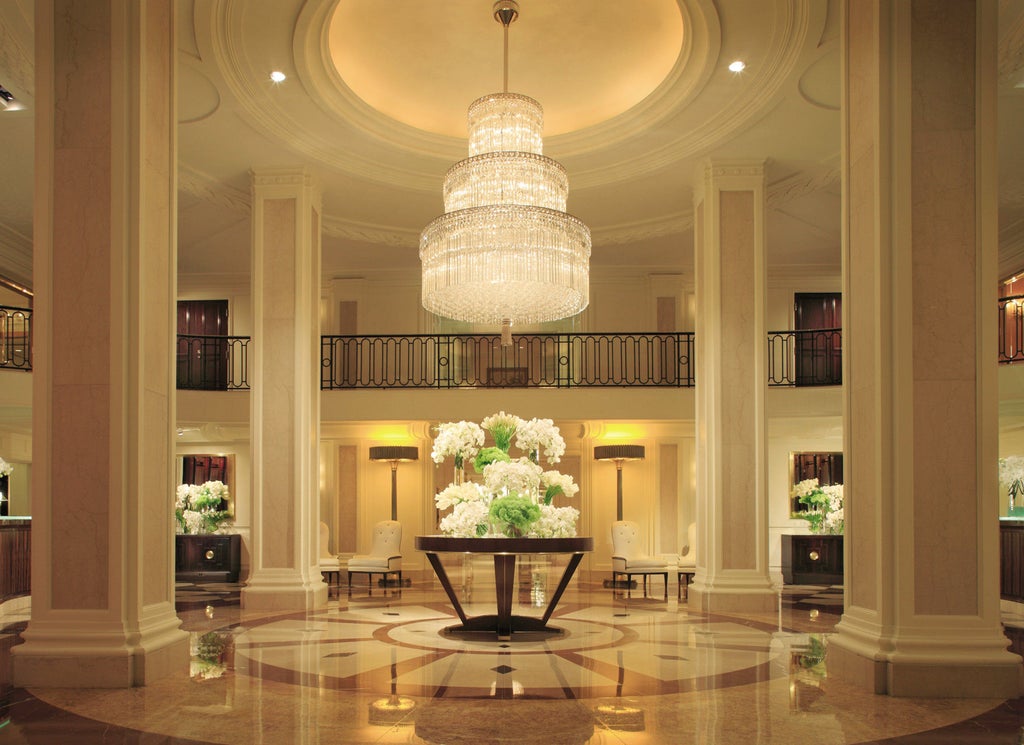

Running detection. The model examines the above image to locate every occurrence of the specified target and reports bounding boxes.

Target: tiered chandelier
[419,0,591,340]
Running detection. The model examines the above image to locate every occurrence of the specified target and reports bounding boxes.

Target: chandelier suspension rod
[494,1,519,93]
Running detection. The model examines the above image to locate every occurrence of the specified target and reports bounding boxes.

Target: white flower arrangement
[541,470,578,500]
[483,459,544,496]
[432,412,578,538]
[791,478,844,535]
[0,457,13,479]
[175,480,233,534]
[431,420,485,469]
[1000,456,1024,510]
[515,418,565,464]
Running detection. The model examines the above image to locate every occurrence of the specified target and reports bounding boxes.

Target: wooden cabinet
[782,534,843,585]
[1000,520,1024,601]
[175,534,241,582]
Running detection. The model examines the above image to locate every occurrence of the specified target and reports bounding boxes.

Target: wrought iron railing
[321,332,695,390]
[767,328,842,387]
[0,305,31,371]
[176,335,250,390]
[1000,295,1024,364]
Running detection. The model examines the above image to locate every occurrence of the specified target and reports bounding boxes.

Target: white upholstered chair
[347,520,403,592]
[677,521,696,600]
[319,521,343,588]
[610,520,668,599]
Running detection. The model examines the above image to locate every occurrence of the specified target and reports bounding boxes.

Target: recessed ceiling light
[728,60,746,73]
[269,70,286,83]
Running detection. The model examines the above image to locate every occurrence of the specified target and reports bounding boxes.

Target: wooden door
[794,293,841,386]
[177,300,228,389]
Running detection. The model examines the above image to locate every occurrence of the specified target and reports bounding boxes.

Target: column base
[12,612,189,688]
[829,614,1024,697]
[689,586,777,613]
[242,569,328,612]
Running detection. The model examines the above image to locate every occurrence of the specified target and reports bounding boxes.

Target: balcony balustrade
[176,334,251,390]
[767,328,842,387]
[1000,295,1024,364]
[321,332,695,390]
[0,306,31,371]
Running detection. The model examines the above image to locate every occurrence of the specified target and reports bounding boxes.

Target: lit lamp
[369,446,419,521]
[594,445,645,521]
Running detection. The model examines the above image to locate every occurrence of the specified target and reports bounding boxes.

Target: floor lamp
[594,445,645,521]
[369,446,419,521]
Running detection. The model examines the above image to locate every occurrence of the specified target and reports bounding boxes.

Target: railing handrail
[321,331,695,390]
[766,327,842,387]
[767,326,842,335]
[175,333,251,340]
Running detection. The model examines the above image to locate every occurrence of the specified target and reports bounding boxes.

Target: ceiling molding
[0,221,32,287]
[999,3,1024,82]
[0,5,33,100]
[593,213,694,246]
[322,215,420,248]
[766,168,840,207]
[179,165,250,214]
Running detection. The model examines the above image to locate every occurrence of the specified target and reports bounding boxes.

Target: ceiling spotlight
[728,60,746,73]
[269,70,286,83]
[0,84,23,111]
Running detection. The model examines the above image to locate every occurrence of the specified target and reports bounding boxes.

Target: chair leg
[347,571,353,589]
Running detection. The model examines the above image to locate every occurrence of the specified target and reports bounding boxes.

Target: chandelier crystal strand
[419,2,591,330]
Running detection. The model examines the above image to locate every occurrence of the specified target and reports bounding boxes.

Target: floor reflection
[0,580,1017,744]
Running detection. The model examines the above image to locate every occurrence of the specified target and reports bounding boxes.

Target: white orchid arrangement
[432,412,579,538]
[791,478,844,535]
[175,480,232,534]
[1000,456,1024,510]
[430,420,485,470]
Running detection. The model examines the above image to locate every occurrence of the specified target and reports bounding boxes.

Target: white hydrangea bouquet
[0,456,13,479]
[431,412,579,538]
[791,478,844,535]
[175,480,233,534]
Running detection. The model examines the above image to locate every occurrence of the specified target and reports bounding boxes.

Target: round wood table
[415,535,594,641]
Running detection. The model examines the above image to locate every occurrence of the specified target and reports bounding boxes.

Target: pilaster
[13,0,188,687]
[241,168,328,611]
[830,0,1021,697]
[690,160,776,613]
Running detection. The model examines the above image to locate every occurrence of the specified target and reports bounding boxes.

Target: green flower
[488,494,541,538]
[473,446,511,473]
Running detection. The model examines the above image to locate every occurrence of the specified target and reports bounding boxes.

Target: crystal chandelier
[419,1,591,339]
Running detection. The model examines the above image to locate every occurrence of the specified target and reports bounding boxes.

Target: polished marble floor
[0,567,1023,744]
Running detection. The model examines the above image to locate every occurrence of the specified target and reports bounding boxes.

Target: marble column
[12,0,188,686]
[690,160,776,613]
[828,0,1021,696]
[241,168,327,611]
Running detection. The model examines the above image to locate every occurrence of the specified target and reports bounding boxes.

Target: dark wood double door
[794,293,842,386]
[176,300,229,390]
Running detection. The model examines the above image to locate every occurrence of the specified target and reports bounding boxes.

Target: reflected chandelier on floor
[419,0,591,341]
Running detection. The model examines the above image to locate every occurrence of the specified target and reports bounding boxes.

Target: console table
[175,534,241,582]
[415,535,594,640]
[782,534,843,585]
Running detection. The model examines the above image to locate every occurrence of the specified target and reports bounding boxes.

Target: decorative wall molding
[593,213,694,246]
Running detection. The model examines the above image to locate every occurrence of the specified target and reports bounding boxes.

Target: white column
[241,168,327,611]
[13,0,188,687]
[690,160,776,613]
[828,0,1021,697]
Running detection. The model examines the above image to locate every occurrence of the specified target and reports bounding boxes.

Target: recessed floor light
[270,70,286,83]
[728,60,746,73]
